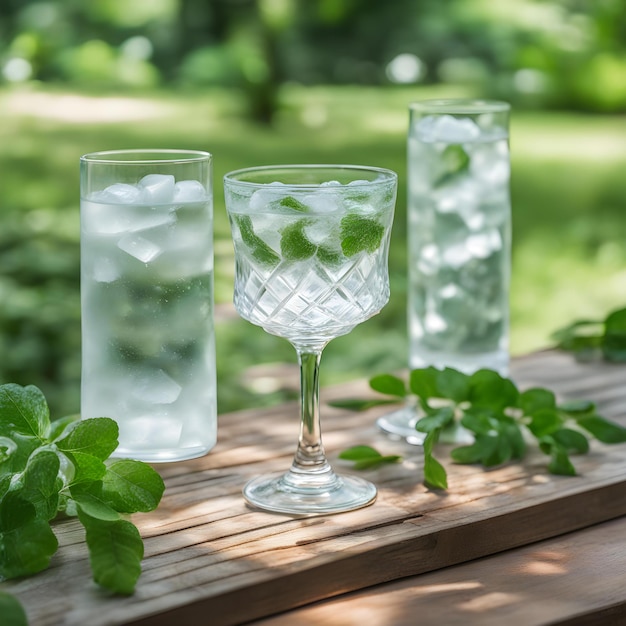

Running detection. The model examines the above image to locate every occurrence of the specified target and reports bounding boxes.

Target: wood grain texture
[254,516,626,626]
[8,351,626,626]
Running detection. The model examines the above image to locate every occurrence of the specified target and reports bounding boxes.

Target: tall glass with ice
[224,165,397,514]
[80,150,216,462]
[378,99,511,441]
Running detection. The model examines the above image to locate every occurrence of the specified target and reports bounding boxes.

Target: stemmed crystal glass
[224,165,397,515]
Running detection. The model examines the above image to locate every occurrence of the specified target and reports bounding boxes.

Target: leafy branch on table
[0,383,165,626]
[552,305,626,362]
[333,367,626,490]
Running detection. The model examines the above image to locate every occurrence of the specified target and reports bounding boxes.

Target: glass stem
[288,347,335,480]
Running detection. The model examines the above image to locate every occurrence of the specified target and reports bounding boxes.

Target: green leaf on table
[558,399,596,416]
[20,450,61,521]
[47,414,80,441]
[415,407,455,433]
[603,307,626,361]
[280,220,317,262]
[550,428,590,454]
[527,408,563,438]
[340,214,384,256]
[546,444,577,476]
[55,417,119,461]
[74,492,121,522]
[468,370,519,411]
[0,384,50,440]
[327,397,399,411]
[102,460,165,513]
[409,367,440,401]
[338,445,401,470]
[520,388,556,414]
[436,368,470,403]
[576,415,626,443]
[369,374,407,398]
[0,591,28,626]
[78,510,144,595]
[423,430,447,489]
[451,433,500,465]
[0,492,58,579]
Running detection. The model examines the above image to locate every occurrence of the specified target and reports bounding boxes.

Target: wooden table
[8,351,626,625]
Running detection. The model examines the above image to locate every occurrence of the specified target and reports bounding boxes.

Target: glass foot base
[377,406,474,445]
[376,407,426,445]
[243,471,377,515]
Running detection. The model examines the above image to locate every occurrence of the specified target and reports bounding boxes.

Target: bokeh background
[1,0,625,418]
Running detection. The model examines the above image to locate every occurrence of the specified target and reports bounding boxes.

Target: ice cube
[469,140,510,187]
[416,115,481,143]
[347,180,369,186]
[132,369,182,404]
[416,243,440,275]
[174,180,207,203]
[249,182,286,212]
[466,229,502,258]
[304,217,339,245]
[92,257,120,283]
[82,200,132,235]
[92,183,142,204]
[302,192,339,214]
[139,174,175,204]
[321,180,342,187]
[424,310,447,333]
[442,242,472,268]
[117,233,162,263]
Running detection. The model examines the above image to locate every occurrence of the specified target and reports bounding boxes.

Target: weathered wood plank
[7,351,626,626]
[254,516,626,626]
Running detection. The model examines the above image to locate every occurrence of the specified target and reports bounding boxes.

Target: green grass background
[1,84,625,417]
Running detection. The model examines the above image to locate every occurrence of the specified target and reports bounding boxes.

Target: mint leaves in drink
[334,367,626,490]
[234,214,281,269]
[552,305,626,362]
[340,214,385,256]
[0,383,164,609]
[434,144,470,188]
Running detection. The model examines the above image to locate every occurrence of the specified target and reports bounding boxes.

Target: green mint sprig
[552,306,626,362]
[332,367,626,490]
[0,383,165,620]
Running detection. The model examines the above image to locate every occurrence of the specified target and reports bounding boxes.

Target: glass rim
[80,149,212,165]
[223,164,398,189]
[409,99,510,114]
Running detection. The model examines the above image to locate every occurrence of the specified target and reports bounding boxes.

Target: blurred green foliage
[1,84,625,419]
[1,0,626,121]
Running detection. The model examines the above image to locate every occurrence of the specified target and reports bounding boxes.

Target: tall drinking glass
[377,99,511,441]
[224,165,397,514]
[80,150,217,462]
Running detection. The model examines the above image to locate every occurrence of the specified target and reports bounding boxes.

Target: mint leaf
[527,408,562,438]
[338,445,401,470]
[369,374,407,398]
[409,367,440,403]
[234,214,280,269]
[415,407,454,433]
[78,511,144,595]
[327,397,399,411]
[0,492,58,578]
[316,244,344,266]
[550,428,590,454]
[340,214,384,256]
[434,144,470,187]
[20,450,61,521]
[468,369,519,412]
[55,417,119,461]
[576,415,626,443]
[279,195,309,212]
[558,399,595,415]
[0,591,28,626]
[0,384,49,440]
[603,307,626,361]
[423,431,447,489]
[546,445,577,476]
[74,492,121,522]
[436,368,470,403]
[520,388,556,414]
[280,220,316,261]
[47,414,80,441]
[102,460,165,513]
